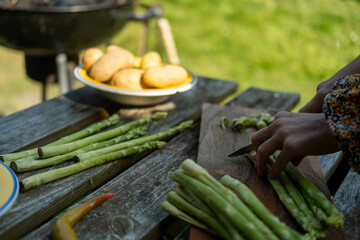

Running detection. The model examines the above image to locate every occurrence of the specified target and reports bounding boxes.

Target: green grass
[1,0,360,115]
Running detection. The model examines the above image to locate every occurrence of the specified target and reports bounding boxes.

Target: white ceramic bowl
[74,65,198,106]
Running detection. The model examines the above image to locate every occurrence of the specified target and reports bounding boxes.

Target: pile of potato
[82,45,189,91]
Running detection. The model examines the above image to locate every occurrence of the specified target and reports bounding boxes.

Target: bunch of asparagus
[0,112,194,192]
[221,113,274,132]
[161,159,307,240]
[246,151,343,238]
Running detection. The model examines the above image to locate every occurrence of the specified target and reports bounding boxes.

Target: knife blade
[227,142,254,157]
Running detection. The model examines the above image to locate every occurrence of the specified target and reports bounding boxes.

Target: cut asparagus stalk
[38,112,167,158]
[221,174,305,240]
[256,119,267,129]
[180,159,278,240]
[74,120,193,162]
[11,127,146,172]
[167,191,235,240]
[172,168,265,240]
[232,116,251,132]
[160,201,219,237]
[220,117,229,130]
[20,141,165,192]
[0,113,120,162]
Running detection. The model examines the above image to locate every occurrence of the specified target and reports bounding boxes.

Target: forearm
[329,55,360,81]
[301,55,360,113]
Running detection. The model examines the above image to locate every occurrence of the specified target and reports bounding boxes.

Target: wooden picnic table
[0,75,358,240]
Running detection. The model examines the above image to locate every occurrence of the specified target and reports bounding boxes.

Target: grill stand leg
[56,53,73,95]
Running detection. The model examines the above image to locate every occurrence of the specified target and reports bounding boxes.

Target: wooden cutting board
[190,103,343,240]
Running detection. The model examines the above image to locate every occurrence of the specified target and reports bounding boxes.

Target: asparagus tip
[153,111,168,120]
[326,214,344,228]
[154,141,166,149]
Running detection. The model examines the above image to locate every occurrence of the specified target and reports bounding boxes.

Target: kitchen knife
[227,142,254,157]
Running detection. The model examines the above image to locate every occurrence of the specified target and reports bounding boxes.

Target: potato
[106,45,135,67]
[110,68,146,91]
[140,52,162,70]
[82,48,103,71]
[88,48,135,82]
[134,56,142,68]
[142,64,188,88]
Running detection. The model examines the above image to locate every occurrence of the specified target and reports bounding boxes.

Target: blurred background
[1,0,360,116]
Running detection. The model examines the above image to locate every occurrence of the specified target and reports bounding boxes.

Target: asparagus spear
[180,159,279,240]
[160,201,219,237]
[175,186,242,240]
[74,120,193,162]
[300,188,328,224]
[11,127,147,172]
[221,174,305,240]
[277,169,324,232]
[167,191,235,240]
[246,153,324,237]
[172,168,265,240]
[0,113,120,162]
[271,151,343,228]
[20,141,165,192]
[38,112,167,158]
[284,162,343,228]
[268,176,320,237]
[175,186,214,217]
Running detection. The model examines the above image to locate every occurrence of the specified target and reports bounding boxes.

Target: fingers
[291,156,303,166]
[251,126,273,151]
[268,150,293,178]
[254,137,281,177]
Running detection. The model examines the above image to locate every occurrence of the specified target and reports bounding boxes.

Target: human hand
[250,111,340,179]
[299,77,337,113]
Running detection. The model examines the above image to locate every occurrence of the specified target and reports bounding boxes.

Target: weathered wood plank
[333,169,360,240]
[319,152,343,181]
[227,87,300,112]
[0,90,109,154]
[0,76,237,240]
[23,87,301,240]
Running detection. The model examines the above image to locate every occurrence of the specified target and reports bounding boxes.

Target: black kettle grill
[0,0,162,100]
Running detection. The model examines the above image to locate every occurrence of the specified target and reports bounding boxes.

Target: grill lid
[0,0,133,12]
